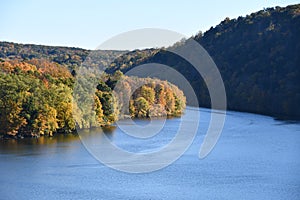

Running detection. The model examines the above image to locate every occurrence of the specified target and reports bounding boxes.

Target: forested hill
[0,41,127,71]
[1,4,299,120]
[105,4,300,120]
[195,4,300,120]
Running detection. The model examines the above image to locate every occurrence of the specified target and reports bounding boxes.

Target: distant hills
[1,4,299,120]
[106,4,300,120]
[0,41,126,71]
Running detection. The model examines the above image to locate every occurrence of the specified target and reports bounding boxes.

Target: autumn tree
[134,97,149,117]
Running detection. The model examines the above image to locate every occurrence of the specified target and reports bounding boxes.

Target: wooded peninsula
[0,59,185,138]
[1,4,299,138]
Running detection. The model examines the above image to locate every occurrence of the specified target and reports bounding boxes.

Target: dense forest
[0,59,185,138]
[0,41,127,74]
[0,4,299,125]
[105,4,300,120]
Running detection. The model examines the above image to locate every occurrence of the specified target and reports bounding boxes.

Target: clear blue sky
[0,0,299,49]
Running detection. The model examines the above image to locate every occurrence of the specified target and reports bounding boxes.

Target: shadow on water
[101,125,116,134]
[0,133,79,154]
[0,125,118,154]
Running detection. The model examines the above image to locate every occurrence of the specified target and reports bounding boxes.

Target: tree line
[0,59,185,138]
[105,4,300,120]
[1,4,298,120]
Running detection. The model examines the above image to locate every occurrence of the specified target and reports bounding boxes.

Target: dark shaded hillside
[196,4,300,119]
[106,4,300,120]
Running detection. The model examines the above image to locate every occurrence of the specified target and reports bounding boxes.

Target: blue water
[0,107,299,200]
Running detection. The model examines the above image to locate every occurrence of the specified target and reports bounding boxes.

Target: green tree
[0,74,27,136]
[134,97,149,117]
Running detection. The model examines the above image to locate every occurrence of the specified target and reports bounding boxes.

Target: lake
[0,107,299,200]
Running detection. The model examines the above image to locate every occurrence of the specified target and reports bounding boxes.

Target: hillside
[0,4,299,121]
[0,41,127,72]
[106,4,300,120]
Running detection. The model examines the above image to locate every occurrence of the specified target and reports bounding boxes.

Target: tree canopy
[0,60,185,138]
[103,4,300,120]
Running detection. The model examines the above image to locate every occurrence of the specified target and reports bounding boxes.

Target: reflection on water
[0,133,79,155]
[0,126,117,147]
[0,126,119,155]
[101,125,117,134]
[0,133,78,146]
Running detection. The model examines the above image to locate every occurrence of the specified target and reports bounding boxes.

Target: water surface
[1,107,299,200]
